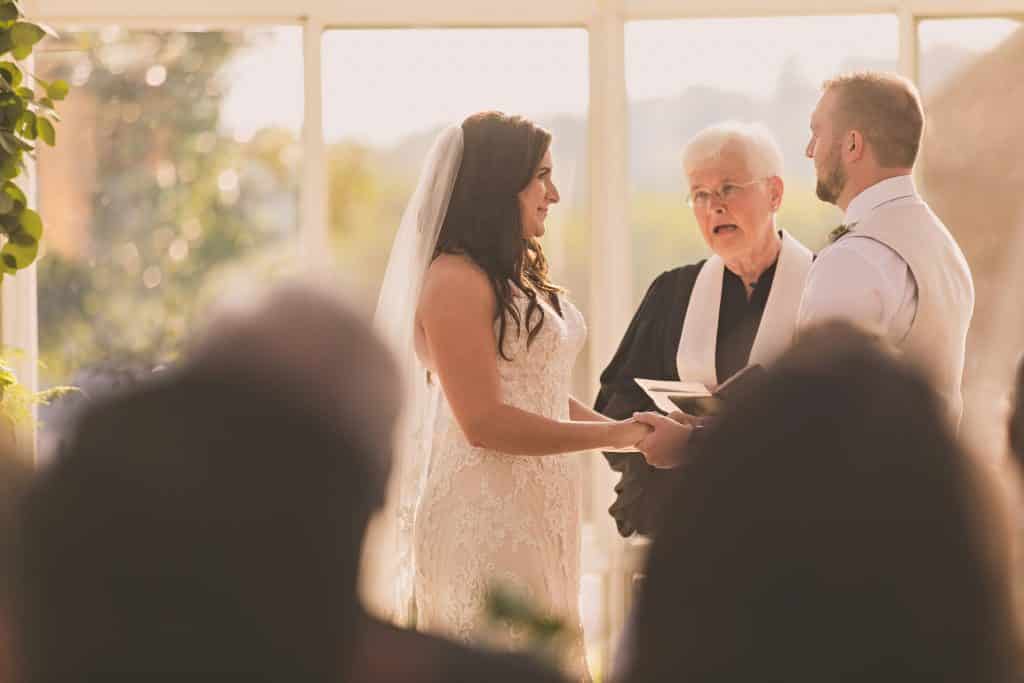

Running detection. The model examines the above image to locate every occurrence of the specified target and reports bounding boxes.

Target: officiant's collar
[844,174,917,225]
[722,229,782,287]
[724,257,777,299]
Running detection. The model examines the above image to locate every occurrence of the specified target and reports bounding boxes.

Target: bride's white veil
[364,124,464,624]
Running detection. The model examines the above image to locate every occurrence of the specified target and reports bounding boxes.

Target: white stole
[676,230,813,389]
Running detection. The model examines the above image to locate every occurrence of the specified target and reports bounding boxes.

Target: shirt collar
[844,175,918,225]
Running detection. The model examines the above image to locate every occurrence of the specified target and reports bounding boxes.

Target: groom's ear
[845,130,867,162]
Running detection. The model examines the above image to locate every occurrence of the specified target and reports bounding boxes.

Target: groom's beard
[815,146,847,205]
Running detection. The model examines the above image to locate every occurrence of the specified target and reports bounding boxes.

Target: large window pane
[626,16,898,300]
[917,19,1024,446]
[36,27,303,451]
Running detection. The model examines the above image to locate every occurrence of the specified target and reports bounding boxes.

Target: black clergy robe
[594,259,778,537]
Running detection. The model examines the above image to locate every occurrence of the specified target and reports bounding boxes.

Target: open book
[634,364,767,417]
[634,378,721,416]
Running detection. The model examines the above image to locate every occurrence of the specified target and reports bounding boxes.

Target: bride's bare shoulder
[421,253,493,306]
[427,252,484,277]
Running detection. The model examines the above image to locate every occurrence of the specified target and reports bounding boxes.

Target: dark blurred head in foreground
[18,282,400,680]
[627,322,1020,683]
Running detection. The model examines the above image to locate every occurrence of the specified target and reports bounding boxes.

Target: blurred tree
[325,140,410,303]
[35,29,298,385]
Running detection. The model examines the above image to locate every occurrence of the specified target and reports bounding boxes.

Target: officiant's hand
[632,411,696,469]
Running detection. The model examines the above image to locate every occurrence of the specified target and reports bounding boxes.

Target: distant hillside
[348,44,981,196]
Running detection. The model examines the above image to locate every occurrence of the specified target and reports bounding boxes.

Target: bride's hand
[608,418,653,449]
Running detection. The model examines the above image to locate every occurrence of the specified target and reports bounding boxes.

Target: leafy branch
[0,356,74,425]
[0,0,67,281]
[486,583,570,669]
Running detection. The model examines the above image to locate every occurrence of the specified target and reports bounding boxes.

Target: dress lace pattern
[413,288,589,680]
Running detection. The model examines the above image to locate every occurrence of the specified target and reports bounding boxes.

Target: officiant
[596,122,814,537]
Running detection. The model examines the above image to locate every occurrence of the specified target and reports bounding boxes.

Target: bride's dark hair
[434,111,564,360]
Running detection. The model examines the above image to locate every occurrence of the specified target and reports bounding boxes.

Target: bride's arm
[419,256,647,456]
[569,397,614,423]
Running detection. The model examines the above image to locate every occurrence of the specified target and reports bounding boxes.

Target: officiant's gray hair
[682,121,784,180]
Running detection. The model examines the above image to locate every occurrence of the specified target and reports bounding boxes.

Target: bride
[375,111,648,679]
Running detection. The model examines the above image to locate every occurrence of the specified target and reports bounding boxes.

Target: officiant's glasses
[686,178,767,209]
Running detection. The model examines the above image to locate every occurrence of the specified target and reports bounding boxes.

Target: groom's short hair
[823,71,924,168]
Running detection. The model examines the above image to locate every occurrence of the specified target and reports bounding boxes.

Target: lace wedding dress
[412,288,590,681]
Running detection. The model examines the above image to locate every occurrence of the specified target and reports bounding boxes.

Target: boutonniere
[828,221,858,244]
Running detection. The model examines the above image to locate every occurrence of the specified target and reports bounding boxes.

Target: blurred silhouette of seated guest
[1011,355,1024,467]
[1009,356,1024,615]
[37,360,158,463]
[18,281,566,682]
[621,323,1021,683]
[0,455,30,683]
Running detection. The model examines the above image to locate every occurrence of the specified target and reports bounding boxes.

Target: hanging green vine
[0,2,71,445]
[0,0,67,282]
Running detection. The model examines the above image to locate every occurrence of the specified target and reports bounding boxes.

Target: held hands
[632,411,698,469]
[608,418,654,450]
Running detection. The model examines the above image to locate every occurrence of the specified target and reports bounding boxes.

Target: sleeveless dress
[413,287,589,680]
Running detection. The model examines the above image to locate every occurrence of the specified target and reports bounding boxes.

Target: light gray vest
[847,198,974,428]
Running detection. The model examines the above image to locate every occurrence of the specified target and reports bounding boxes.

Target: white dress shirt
[798,176,919,343]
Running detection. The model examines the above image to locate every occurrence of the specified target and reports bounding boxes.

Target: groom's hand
[665,410,701,426]
[632,411,696,469]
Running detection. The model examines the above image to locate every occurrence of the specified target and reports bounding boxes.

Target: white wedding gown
[413,287,589,680]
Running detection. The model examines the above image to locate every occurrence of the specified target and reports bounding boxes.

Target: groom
[798,71,973,426]
[635,71,974,469]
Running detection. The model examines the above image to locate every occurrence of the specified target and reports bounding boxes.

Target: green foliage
[0,352,77,438]
[485,583,570,669]
[0,3,67,280]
